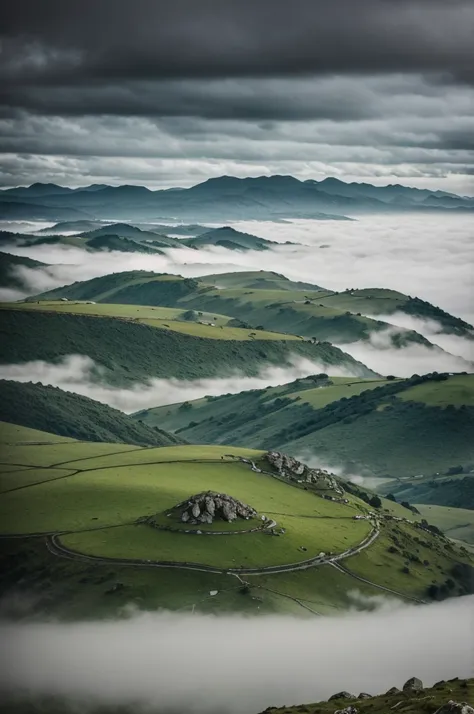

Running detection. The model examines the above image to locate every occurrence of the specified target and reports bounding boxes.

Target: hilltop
[0,304,374,384]
[0,381,182,446]
[136,372,474,483]
[25,269,473,349]
[182,226,290,251]
[0,422,472,622]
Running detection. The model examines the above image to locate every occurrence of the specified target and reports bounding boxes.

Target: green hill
[0,423,471,622]
[0,381,182,446]
[0,251,46,289]
[183,226,287,250]
[137,373,474,482]
[0,306,373,384]
[25,269,464,348]
[79,222,183,248]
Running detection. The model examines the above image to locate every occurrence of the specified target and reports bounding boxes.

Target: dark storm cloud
[1,0,474,87]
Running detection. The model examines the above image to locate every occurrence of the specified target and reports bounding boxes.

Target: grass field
[0,422,472,617]
[0,301,302,341]
[398,374,474,406]
[415,504,474,544]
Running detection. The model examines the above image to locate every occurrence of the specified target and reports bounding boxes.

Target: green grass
[0,423,472,617]
[0,308,369,385]
[415,504,474,544]
[398,374,474,406]
[2,300,302,341]
[27,269,465,347]
[139,374,474,482]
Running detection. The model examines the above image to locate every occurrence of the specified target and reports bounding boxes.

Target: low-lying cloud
[336,326,473,377]
[1,596,473,714]
[364,312,474,362]
[3,214,474,326]
[0,355,357,412]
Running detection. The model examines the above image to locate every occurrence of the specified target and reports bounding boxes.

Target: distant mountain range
[1,175,472,222]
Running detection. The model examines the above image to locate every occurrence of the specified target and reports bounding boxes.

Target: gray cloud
[1,596,473,713]
[1,1,474,84]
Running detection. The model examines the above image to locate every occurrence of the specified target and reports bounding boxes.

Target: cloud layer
[0,355,356,412]
[1,596,473,713]
[0,1,473,190]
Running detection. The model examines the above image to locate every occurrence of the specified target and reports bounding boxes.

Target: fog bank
[336,327,473,377]
[1,596,473,714]
[0,355,356,412]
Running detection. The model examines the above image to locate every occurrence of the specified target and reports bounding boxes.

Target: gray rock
[329,692,356,701]
[403,677,423,693]
[358,693,372,699]
[191,502,201,518]
[434,703,474,714]
[181,511,189,523]
[385,687,402,696]
[334,707,358,714]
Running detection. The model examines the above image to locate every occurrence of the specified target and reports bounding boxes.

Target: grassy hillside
[0,307,373,384]
[0,251,46,289]
[0,381,182,446]
[27,269,470,347]
[138,373,474,481]
[0,423,471,622]
[183,226,285,250]
[415,504,474,544]
[257,679,474,714]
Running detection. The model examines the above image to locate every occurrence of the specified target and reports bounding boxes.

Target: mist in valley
[0,595,473,714]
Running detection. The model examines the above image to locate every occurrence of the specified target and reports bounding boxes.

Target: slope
[0,427,471,624]
[0,381,182,446]
[26,270,455,348]
[0,251,47,289]
[137,373,474,481]
[0,306,374,385]
[182,226,288,250]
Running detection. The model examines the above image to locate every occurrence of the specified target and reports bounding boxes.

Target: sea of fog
[1,214,473,406]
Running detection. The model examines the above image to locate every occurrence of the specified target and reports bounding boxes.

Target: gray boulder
[329,691,356,701]
[403,677,423,693]
[385,687,402,696]
[358,693,372,699]
[334,707,358,714]
[434,703,474,714]
[192,502,201,518]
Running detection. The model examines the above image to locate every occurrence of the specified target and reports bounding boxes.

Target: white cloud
[1,596,473,713]
[0,355,358,412]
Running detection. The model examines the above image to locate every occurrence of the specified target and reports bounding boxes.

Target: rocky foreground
[259,677,474,714]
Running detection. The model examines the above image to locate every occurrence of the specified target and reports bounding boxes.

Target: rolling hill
[0,420,471,624]
[0,381,182,446]
[136,373,474,482]
[182,226,290,250]
[0,304,374,384]
[27,269,473,348]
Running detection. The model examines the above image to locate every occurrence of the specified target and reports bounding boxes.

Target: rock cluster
[266,451,343,494]
[434,704,474,714]
[174,492,257,524]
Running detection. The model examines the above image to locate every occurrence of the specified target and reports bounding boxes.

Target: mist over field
[1,595,473,714]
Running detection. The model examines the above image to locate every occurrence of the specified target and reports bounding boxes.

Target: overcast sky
[1,0,474,193]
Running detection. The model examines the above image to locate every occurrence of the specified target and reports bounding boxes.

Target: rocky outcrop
[173,492,257,524]
[328,691,356,701]
[334,707,358,714]
[403,677,423,693]
[266,451,343,494]
[434,704,474,714]
[385,687,402,696]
